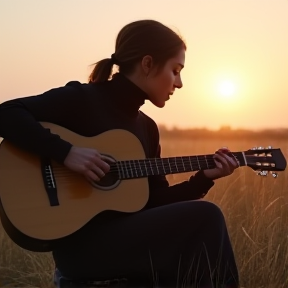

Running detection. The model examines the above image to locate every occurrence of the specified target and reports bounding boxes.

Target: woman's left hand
[203,147,239,180]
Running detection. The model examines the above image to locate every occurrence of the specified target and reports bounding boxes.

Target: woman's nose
[175,77,183,89]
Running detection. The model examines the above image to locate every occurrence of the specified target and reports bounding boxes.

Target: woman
[0,20,239,287]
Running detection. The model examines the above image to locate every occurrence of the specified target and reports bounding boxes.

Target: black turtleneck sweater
[0,73,214,208]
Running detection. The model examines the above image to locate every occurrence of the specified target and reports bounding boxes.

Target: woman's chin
[155,101,166,108]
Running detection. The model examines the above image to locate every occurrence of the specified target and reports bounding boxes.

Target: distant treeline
[1,127,287,142]
[158,125,288,140]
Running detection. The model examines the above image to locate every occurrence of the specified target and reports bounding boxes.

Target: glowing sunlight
[217,80,236,99]
[218,80,236,98]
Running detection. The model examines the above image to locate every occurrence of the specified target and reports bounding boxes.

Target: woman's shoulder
[139,111,159,136]
[63,80,109,98]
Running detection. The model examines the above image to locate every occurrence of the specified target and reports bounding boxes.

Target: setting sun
[218,80,236,98]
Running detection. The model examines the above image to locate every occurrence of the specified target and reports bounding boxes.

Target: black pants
[52,200,239,287]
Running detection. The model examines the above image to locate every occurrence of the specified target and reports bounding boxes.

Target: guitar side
[0,123,149,251]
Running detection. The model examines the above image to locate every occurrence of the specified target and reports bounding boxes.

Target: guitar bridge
[41,158,59,206]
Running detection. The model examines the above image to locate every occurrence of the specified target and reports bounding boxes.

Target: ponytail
[88,58,114,83]
[88,20,186,83]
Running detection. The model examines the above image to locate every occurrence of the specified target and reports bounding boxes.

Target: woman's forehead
[169,49,185,66]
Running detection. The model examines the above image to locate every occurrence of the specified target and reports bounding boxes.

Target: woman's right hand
[63,146,114,182]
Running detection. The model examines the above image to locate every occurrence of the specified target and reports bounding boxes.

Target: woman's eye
[173,70,180,75]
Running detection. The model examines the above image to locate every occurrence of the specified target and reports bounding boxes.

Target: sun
[218,80,236,98]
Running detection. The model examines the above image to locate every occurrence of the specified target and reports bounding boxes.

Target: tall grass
[0,137,287,287]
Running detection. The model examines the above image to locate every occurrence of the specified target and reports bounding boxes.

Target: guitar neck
[112,152,246,180]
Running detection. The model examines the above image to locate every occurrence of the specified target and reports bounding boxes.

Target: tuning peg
[251,147,257,150]
[270,171,278,178]
[257,170,268,176]
[266,146,272,149]
[257,146,264,150]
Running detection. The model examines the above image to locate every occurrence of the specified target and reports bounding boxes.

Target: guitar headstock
[243,146,287,177]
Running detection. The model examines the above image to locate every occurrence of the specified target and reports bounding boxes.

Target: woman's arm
[0,81,87,163]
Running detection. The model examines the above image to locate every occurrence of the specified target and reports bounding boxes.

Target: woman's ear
[141,55,153,75]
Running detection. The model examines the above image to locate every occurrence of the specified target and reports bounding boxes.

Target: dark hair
[88,20,186,83]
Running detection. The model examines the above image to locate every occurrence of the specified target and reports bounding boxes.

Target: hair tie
[110,53,120,65]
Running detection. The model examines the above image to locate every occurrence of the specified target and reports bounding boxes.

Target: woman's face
[145,48,185,108]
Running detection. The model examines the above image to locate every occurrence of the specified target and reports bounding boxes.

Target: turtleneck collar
[105,73,148,117]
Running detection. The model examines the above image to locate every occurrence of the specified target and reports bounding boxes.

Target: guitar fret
[123,161,129,178]
[128,161,133,178]
[188,157,193,171]
[158,158,164,175]
[137,160,143,176]
[161,158,166,174]
[146,160,151,176]
[133,160,138,177]
[118,162,122,179]
[121,161,126,179]
[148,159,154,175]
[168,158,172,173]
[196,156,201,170]
[205,155,209,169]
[155,158,159,175]
[181,157,185,172]
[185,156,192,171]
[143,160,148,176]
[175,157,179,173]
[117,162,124,179]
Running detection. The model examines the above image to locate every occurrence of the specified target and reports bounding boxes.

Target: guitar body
[0,123,149,251]
[0,122,286,252]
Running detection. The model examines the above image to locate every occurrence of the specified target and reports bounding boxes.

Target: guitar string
[52,156,268,174]
[110,159,217,171]
[51,159,217,176]
[79,153,265,172]
[52,158,217,172]
[51,156,270,176]
[99,153,251,174]
[51,155,268,170]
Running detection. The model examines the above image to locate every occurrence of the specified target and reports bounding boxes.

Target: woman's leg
[52,200,239,287]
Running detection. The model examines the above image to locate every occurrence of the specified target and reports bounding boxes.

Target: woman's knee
[186,200,226,225]
[201,201,224,217]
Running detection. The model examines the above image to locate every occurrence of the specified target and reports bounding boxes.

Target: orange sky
[0,0,288,130]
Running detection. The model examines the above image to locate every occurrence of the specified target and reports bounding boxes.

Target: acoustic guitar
[0,122,286,252]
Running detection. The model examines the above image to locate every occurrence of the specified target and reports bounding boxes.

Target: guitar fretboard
[109,152,245,180]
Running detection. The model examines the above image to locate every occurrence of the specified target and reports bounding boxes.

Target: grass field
[0,137,288,287]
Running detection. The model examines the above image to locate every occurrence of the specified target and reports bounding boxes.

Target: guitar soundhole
[91,156,120,191]
[92,171,120,190]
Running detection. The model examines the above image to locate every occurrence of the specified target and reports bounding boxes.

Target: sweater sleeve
[146,145,215,208]
[0,81,87,163]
